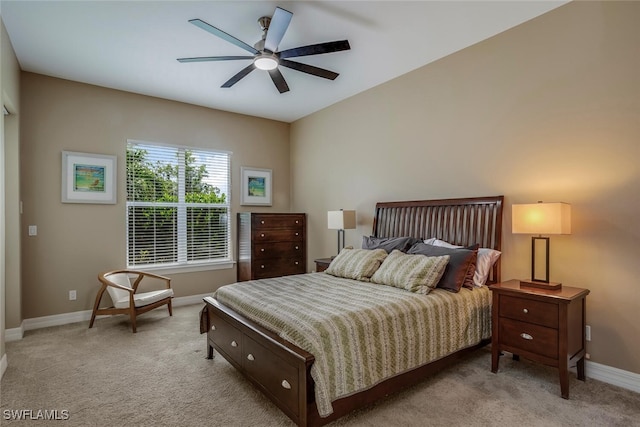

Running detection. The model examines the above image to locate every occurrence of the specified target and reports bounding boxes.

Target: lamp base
[519,279,562,290]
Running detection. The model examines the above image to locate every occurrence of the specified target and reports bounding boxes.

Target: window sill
[129,260,235,275]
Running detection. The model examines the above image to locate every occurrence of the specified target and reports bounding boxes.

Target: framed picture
[61,151,117,204]
[240,167,272,206]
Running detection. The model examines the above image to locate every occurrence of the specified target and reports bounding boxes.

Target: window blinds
[126,141,231,268]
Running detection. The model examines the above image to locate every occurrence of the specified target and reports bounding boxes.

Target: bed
[201,196,504,426]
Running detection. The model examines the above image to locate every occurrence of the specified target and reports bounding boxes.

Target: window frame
[125,139,234,274]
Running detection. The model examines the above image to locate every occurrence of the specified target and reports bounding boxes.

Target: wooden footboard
[204,296,315,426]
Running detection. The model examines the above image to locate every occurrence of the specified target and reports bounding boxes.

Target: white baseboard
[1,353,7,379]
[5,322,25,342]
[13,293,211,333]
[586,360,640,394]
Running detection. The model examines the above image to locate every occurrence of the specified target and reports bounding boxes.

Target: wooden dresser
[237,212,306,281]
[489,280,590,399]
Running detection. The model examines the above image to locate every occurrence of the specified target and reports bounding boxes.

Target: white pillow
[429,238,501,287]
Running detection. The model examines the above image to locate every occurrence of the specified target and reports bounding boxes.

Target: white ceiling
[1,1,567,123]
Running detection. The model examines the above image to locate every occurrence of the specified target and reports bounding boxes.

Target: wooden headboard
[372,196,504,284]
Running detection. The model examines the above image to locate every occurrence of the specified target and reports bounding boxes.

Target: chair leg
[130,306,137,333]
[168,299,173,316]
[89,286,107,329]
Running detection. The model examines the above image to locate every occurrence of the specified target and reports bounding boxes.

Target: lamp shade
[328,210,356,230]
[512,202,571,235]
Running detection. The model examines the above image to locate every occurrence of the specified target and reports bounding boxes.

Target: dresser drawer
[252,214,304,229]
[500,318,558,359]
[252,228,303,242]
[253,258,305,279]
[208,311,243,365]
[500,295,558,328]
[253,241,303,260]
[243,336,300,417]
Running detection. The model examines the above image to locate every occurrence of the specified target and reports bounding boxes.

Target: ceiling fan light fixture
[254,54,279,70]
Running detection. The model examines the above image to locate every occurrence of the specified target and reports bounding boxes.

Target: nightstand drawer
[500,318,558,359]
[500,295,558,328]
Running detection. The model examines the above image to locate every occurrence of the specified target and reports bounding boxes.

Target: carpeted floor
[1,304,639,426]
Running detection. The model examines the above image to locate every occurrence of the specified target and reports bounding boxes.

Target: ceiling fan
[177,7,351,94]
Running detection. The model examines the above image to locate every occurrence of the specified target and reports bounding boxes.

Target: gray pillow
[362,236,421,253]
[407,243,477,292]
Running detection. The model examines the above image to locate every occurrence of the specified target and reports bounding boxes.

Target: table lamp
[512,202,571,290]
[327,210,356,256]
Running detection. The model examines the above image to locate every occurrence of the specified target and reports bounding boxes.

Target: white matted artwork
[61,151,117,204]
[240,167,272,206]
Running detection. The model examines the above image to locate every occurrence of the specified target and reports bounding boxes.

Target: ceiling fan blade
[264,7,293,53]
[189,19,259,55]
[278,40,350,59]
[279,59,339,80]
[177,56,254,63]
[268,68,290,93]
[221,64,256,88]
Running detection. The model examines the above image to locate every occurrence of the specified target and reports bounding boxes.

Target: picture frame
[61,151,117,204]
[240,167,272,206]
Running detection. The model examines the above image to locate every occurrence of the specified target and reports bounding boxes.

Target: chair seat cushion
[113,288,174,309]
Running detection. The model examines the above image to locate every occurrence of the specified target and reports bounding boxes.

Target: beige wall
[2,16,22,367]
[19,73,290,321]
[291,1,640,374]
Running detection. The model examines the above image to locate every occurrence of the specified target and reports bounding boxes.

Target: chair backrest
[104,272,132,305]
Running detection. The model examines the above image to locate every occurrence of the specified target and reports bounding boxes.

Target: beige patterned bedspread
[214,272,492,417]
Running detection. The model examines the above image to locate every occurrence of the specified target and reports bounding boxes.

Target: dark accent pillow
[407,243,478,292]
[362,236,421,253]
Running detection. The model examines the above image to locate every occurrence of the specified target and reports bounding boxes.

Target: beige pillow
[370,250,450,294]
[325,248,388,281]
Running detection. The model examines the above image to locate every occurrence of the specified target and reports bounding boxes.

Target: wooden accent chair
[89,270,174,333]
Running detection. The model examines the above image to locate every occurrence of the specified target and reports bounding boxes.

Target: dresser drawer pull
[281,380,291,390]
[261,265,265,269]
[260,233,265,237]
[520,333,533,340]
[261,220,265,224]
[211,325,216,331]
[260,248,265,252]
[295,261,299,265]
[247,354,255,361]
[523,308,529,314]
[295,220,299,224]
[295,246,299,250]
[231,340,238,347]
[295,232,299,236]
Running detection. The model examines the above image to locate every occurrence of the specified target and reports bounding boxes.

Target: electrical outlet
[585,325,591,341]
[69,290,77,301]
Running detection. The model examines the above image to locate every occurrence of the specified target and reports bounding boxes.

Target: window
[126,141,231,269]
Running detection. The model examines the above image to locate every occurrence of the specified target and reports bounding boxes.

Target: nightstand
[489,280,590,399]
[314,257,333,273]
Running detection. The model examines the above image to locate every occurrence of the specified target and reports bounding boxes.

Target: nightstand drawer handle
[523,308,529,314]
[520,333,533,340]
[247,354,255,361]
[231,340,238,347]
[281,380,291,390]
[211,325,216,331]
